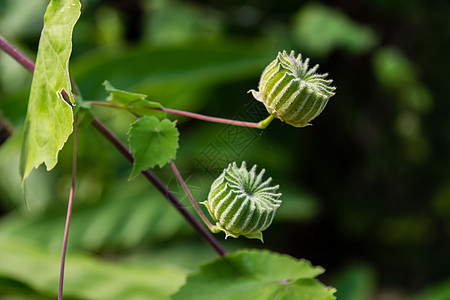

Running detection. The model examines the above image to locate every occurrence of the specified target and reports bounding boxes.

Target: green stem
[85,101,273,129]
[258,115,274,129]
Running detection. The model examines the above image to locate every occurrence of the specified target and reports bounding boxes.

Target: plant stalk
[169,161,216,231]
[58,115,78,300]
[0,35,35,73]
[92,118,227,256]
[0,35,228,257]
[85,100,272,129]
[158,107,266,128]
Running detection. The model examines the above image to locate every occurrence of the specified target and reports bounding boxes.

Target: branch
[92,118,227,256]
[160,107,272,129]
[0,35,35,73]
[85,101,274,129]
[59,115,78,300]
[0,35,228,257]
[169,161,216,231]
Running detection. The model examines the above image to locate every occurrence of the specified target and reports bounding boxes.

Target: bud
[250,50,336,127]
[201,162,281,241]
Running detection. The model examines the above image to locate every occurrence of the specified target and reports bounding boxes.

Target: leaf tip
[128,167,140,181]
[102,80,111,89]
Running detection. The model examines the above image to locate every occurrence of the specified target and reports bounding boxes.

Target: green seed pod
[250,50,336,127]
[201,162,281,241]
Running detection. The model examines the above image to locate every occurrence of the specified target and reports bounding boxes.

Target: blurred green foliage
[0,0,449,299]
[0,236,187,299]
[293,4,378,57]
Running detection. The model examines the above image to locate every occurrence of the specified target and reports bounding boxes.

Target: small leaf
[103,80,165,118]
[128,116,179,179]
[20,0,81,181]
[172,249,336,300]
[103,80,146,103]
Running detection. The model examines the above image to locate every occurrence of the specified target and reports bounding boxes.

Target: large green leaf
[127,116,179,179]
[0,236,188,299]
[172,250,336,300]
[103,80,165,118]
[20,0,81,181]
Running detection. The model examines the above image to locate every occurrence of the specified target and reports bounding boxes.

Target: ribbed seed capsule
[201,162,282,241]
[249,50,336,127]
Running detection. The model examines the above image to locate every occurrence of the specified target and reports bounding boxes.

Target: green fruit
[201,162,281,241]
[250,50,336,127]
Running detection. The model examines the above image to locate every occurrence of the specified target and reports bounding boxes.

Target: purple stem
[160,107,262,128]
[85,101,264,128]
[58,115,78,300]
[0,35,35,73]
[92,119,227,256]
[0,35,228,257]
[169,161,215,230]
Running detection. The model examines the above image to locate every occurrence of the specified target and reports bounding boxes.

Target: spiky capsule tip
[201,162,282,242]
[249,50,336,127]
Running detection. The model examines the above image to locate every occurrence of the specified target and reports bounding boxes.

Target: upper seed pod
[201,162,281,241]
[249,50,336,127]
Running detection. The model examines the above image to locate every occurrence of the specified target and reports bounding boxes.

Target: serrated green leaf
[103,80,146,103]
[20,0,81,181]
[103,80,165,118]
[271,279,336,300]
[128,116,179,179]
[172,249,336,300]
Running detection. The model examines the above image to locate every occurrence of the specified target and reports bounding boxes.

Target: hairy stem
[58,115,78,300]
[85,100,272,129]
[92,118,227,256]
[158,107,266,128]
[169,161,216,231]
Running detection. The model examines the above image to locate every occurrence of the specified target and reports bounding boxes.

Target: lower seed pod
[201,162,282,241]
[249,50,336,127]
